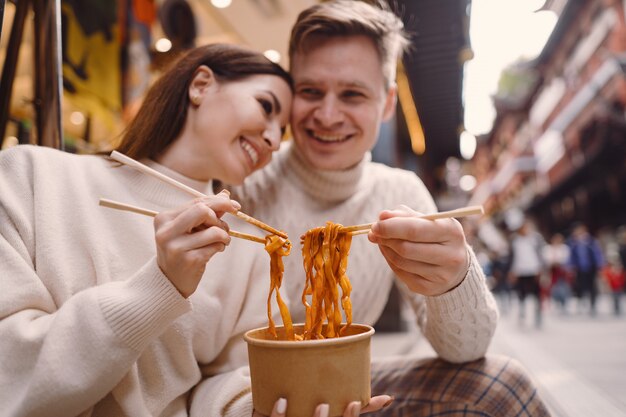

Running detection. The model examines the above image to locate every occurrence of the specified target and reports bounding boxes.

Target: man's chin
[305,154,356,171]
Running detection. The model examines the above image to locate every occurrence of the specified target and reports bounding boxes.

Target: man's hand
[368,205,469,296]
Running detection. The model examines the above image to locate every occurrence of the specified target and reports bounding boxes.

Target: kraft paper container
[244,323,374,417]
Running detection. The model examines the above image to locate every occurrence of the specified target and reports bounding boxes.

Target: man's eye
[342,90,364,99]
[298,88,322,97]
[259,99,273,115]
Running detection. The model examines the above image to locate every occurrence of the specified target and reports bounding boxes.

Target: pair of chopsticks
[104,151,484,245]
[102,151,287,245]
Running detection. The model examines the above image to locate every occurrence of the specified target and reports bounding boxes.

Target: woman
[0,43,292,417]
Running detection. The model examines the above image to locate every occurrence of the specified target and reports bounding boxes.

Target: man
[193,1,551,416]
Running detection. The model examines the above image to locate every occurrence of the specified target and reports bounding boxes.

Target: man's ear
[382,83,397,122]
[189,65,216,101]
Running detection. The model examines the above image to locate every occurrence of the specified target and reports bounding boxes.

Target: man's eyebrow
[295,78,372,92]
[267,91,282,114]
[339,80,372,91]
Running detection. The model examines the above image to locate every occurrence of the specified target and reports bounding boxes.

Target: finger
[371,217,464,244]
[172,225,231,253]
[378,205,418,220]
[267,397,287,417]
[360,395,394,413]
[343,401,361,417]
[378,244,467,293]
[376,238,466,267]
[154,194,236,220]
[165,202,229,236]
[314,403,329,417]
[378,243,437,273]
[214,189,242,216]
[155,223,230,269]
[172,241,227,268]
[378,249,439,294]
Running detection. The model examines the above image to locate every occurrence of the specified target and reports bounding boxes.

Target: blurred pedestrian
[509,219,546,327]
[543,233,572,313]
[568,223,605,316]
[491,247,513,315]
[602,258,625,316]
[617,226,626,293]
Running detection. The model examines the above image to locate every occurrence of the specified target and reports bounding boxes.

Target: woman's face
[162,72,292,185]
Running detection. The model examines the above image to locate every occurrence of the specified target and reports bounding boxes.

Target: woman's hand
[154,191,241,297]
[368,205,469,296]
[253,395,394,417]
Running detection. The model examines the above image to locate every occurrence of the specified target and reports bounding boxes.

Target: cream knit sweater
[1,144,498,417]
[191,142,499,416]
[0,145,271,417]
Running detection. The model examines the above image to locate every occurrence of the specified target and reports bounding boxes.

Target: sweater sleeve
[0,241,190,416]
[401,247,499,363]
[190,367,253,417]
[0,148,191,417]
[389,172,498,362]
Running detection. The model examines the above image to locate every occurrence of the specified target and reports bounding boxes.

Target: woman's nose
[262,121,282,151]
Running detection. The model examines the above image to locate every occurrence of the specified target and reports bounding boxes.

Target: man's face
[290,35,396,170]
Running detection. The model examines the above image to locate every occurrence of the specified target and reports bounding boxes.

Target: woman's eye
[259,98,273,115]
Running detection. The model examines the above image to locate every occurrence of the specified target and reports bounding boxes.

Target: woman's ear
[189,65,216,106]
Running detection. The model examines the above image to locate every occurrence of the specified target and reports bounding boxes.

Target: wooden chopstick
[99,198,266,244]
[109,151,288,239]
[339,205,485,233]
[299,205,485,244]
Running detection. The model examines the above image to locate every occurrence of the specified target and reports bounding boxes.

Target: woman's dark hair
[116,43,293,160]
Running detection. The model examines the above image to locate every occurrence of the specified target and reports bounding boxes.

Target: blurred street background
[492,294,626,417]
[372,292,626,417]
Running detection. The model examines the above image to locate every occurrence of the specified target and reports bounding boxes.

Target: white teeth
[312,132,347,142]
[241,140,259,166]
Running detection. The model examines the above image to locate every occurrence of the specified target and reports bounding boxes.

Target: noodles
[301,222,353,340]
[264,221,353,341]
[264,235,294,340]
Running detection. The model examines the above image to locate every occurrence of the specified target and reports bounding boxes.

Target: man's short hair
[288,0,410,89]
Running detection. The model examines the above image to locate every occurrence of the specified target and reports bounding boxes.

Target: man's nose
[313,95,344,127]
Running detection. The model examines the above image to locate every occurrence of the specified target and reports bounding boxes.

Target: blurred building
[470,0,626,237]
[0,0,471,189]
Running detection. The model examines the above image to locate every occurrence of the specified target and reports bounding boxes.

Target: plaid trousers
[370,354,551,417]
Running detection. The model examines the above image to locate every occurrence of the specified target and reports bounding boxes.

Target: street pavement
[491,293,626,417]
[371,292,626,416]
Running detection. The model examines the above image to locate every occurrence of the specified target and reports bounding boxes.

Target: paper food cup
[244,323,374,417]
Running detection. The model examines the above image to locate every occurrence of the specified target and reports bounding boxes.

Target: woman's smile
[240,137,260,168]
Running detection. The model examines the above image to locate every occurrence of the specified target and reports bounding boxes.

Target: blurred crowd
[468,219,626,327]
